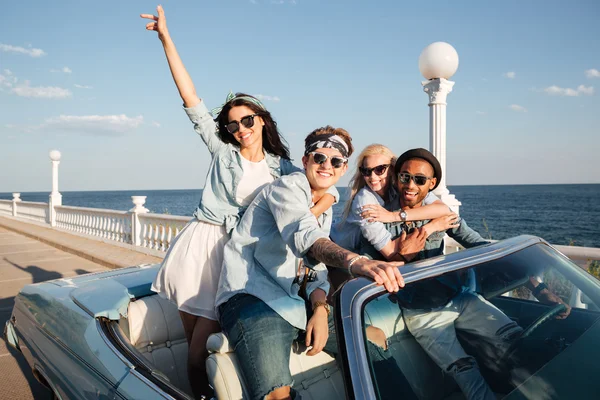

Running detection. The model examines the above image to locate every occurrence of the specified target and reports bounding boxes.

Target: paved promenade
[0,217,164,399]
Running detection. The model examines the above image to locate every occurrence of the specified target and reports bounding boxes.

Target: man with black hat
[390,147,488,259]
[362,148,569,399]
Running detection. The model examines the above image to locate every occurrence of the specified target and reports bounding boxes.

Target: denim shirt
[215,172,336,330]
[336,190,437,255]
[331,187,392,252]
[377,215,489,260]
[184,101,300,233]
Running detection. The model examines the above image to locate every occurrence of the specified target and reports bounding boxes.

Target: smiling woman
[139,5,337,398]
[330,144,453,264]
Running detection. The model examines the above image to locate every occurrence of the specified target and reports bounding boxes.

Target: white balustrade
[55,205,132,243]
[138,213,189,252]
[16,201,49,224]
[0,200,12,216]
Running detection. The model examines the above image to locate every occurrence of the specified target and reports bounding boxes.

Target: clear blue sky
[1,0,599,192]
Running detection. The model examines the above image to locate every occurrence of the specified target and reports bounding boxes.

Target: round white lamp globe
[49,150,61,161]
[419,42,459,80]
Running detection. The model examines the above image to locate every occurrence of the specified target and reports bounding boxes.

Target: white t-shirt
[236,157,274,206]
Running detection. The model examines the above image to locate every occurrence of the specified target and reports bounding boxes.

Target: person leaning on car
[214,126,407,400]
[359,148,571,400]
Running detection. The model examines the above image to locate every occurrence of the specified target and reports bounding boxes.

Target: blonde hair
[342,144,397,219]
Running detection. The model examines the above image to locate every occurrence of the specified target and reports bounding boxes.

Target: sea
[2,184,599,248]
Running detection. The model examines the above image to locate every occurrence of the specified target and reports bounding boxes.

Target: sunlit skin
[397,159,437,209]
[302,147,348,200]
[227,105,265,154]
[362,154,392,197]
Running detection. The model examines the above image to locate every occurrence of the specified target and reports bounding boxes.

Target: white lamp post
[419,42,461,214]
[49,150,62,226]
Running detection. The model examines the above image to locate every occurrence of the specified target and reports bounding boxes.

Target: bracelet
[312,301,331,316]
[532,282,548,297]
[347,255,368,277]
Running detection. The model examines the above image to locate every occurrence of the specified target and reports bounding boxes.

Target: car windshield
[360,243,600,399]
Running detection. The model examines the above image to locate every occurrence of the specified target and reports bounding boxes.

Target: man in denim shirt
[365,149,518,400]
[216,127,406,400]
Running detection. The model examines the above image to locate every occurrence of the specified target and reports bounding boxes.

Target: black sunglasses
[226,113,260,134]
[308,152,348,169]
[359,164,390,177]
[398,172,432,186]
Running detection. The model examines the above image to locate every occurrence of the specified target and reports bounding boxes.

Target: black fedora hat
[394,148,442,191]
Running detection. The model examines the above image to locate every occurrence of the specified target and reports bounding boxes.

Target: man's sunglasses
[308,152,348,169]
[359,164,390,177]
[226,113,260,134]
[398,172,433,186]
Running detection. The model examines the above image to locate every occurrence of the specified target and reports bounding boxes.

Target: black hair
[215,93,290,160]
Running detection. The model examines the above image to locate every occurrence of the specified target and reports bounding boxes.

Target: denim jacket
[331,187,391,253]
[185,101,300,233]
[215,172,335,330]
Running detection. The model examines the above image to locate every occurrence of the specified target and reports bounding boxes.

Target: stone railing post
[12,193,21,216]
[49,150,63,226]
[422,78,462,215]
[130,196,149,246]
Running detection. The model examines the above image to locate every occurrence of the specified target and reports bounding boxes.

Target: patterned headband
[210,91,266,119]
[305,133,349,158]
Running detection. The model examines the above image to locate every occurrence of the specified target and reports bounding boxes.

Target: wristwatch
[312,301,331,316]
[399,210,408,222]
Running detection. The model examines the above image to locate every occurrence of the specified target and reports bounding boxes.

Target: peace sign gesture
[141,5,169,41]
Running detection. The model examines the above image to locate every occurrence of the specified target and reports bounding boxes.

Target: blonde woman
[331,144,456,262]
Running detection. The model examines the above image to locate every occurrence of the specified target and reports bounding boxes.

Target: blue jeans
[219,294,336,400]
[219,293,407,400]
[403,292,522,400]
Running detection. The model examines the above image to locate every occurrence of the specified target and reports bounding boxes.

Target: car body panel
[6,236,600,399]
[7,264,164,399]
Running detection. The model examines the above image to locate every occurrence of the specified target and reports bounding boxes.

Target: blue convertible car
[5,235,600,399]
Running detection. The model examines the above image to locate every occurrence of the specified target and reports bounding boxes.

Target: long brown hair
[342,144,396,219]
[215,93,291,160]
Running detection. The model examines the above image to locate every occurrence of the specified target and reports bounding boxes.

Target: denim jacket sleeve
[183,101,223,155]
[265,174,330,257]
[447,218,490,248]
[355,189,391,251]
[304,263,331,302]
[423,192,440,205]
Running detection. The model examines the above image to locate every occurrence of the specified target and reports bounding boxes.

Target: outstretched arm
[307,238,404,293]
[361,200,452,224]
[310,193,335,218]
[141,5,200,108]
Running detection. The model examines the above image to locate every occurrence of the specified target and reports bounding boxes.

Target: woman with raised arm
[141,6,333,398]
[331,144,457,262]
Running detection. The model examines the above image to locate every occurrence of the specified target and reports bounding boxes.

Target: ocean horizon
[2,183,599,248]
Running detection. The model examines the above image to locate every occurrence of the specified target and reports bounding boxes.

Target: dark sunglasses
[398,172,432,186]
[309,152,348,169]
[226,113,260,134]
[359,164,390,177]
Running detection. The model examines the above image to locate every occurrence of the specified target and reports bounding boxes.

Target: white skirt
[151,219,229,320]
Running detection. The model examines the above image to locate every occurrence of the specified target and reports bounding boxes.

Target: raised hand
[423,213,459,237]
[397,228,427,261]
[361,203,398,223]
[141,5,169,41]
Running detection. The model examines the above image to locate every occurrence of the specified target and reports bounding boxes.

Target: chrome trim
[338,235,547,399]
[98,319,193,400]
[96,319,135,369]
[4,319,19,350]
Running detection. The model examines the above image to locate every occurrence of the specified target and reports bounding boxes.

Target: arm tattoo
[308,238,352,268]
